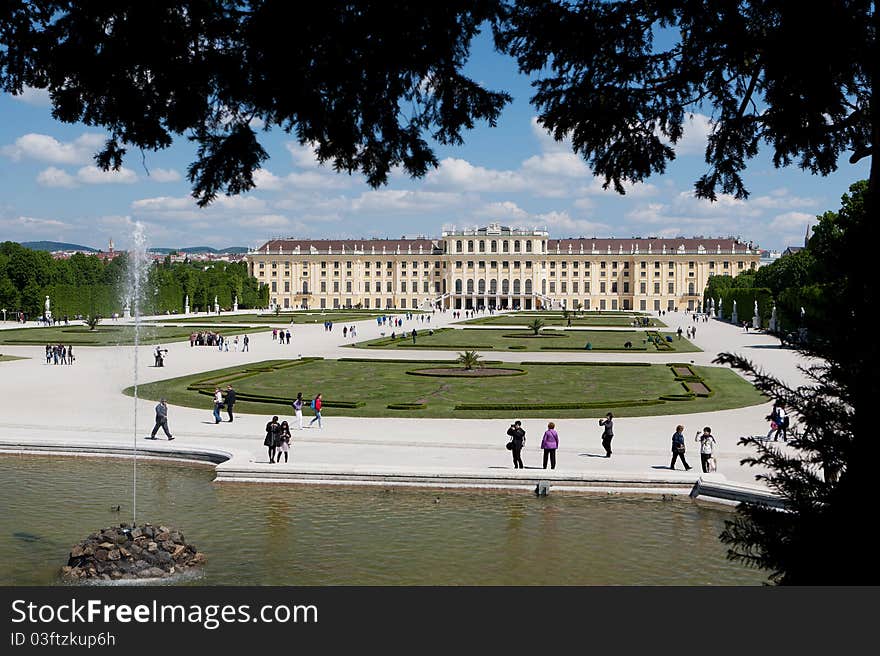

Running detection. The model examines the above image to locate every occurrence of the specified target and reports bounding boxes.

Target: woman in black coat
[264,416,281,463]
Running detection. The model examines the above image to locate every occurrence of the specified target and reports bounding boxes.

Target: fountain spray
[127,221,149,526]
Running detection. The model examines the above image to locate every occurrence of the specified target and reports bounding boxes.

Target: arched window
[455,279,463,293]
[466,279,474,293]
[489,278,497,294]
[502,241,509,253]
[525,280,532,294]
[513,279,520,294]
[490,240,497,253]
[526,241,533,253]
[467,240,474,253]
[502,279,509,294]
[541,279,546,295]
[302,281,308,293]
[514,240,521,253]
[479,240,486,253]
[456,240,462,253]
[478,279,486,293]
[688,282,695,295]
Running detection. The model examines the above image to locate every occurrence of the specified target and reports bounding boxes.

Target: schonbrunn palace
[246,223,760,312]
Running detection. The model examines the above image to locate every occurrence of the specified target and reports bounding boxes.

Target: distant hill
[149,246,248,254]
[21,241,99,253]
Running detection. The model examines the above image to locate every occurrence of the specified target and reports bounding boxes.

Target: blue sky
[0,30,869,252]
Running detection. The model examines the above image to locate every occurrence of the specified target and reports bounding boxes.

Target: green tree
[456,350,483,371]
[528,318,545,335]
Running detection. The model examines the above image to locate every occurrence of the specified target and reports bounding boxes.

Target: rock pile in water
[61,523,206,581]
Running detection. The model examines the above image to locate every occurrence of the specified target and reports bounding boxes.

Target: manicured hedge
[387,403,426,410]
[454,399,664,411]
[521,361,650,367]
[405,367,526,377]
[338,357,457,363]
[539,346,647,351]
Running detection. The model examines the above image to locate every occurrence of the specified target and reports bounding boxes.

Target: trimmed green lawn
[130,358,765,418]
[351,327,699,353]
[0,354,27,362]
[462,312,666,328]
[0,324,269,346]
[157,310,420,325]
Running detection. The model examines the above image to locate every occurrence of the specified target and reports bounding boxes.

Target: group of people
[505,414,615,470]
[212,385,236,423]
[670,425,717,473]
[503,413,719,473]
[189,331,225,347]
[341,325,358,338]
[45,343,75,365]
[262,393,324,462]
[767,401,789,441]
[273,328,291,343]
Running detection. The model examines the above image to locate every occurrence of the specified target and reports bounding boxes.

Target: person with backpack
[696,426,717,473]
[308,393,323,429]
[506,420,526,469]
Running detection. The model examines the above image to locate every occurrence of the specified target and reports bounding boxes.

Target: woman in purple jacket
[541,422,559,470]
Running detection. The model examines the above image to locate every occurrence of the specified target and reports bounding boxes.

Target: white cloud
[286,142,323,168]
[149,168,182,183]
[750,189,818,210]
[253,169,284,191]
[351,189,465,213]
[15,216,68,229]
[426,157,525,192]
[37,167,77,188]
[76,166,137,185]
[9,86,52,107]
[472,201,529,221]
[521,151,588,178]
[770,211,814,231]
[534,210,610,235]
[673,113,714,155]
[2,132,104,164]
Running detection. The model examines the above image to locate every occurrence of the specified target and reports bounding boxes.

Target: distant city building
[759,249,782,268]
[246,223,761,311]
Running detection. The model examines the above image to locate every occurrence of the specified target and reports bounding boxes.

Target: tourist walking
[292,392,304,429]
[696,427,717,473]
[243,334,249,351]
[670,424,692,471]
[67,345,74,364]
[278,421,291,463]
[212,388,223,423]
[225,385,236,422]
[767,402,788,442]
[599,413,614,457]
[541,422,559,469]
[506,420,526,469]
[264,416,281,463]
[149,399,174,440]
[308,393,323,429]
[285,329,291,344]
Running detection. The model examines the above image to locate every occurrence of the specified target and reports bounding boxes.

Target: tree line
[0,242,267,318]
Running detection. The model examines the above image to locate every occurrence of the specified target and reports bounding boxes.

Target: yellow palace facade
[246,223,760,312]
